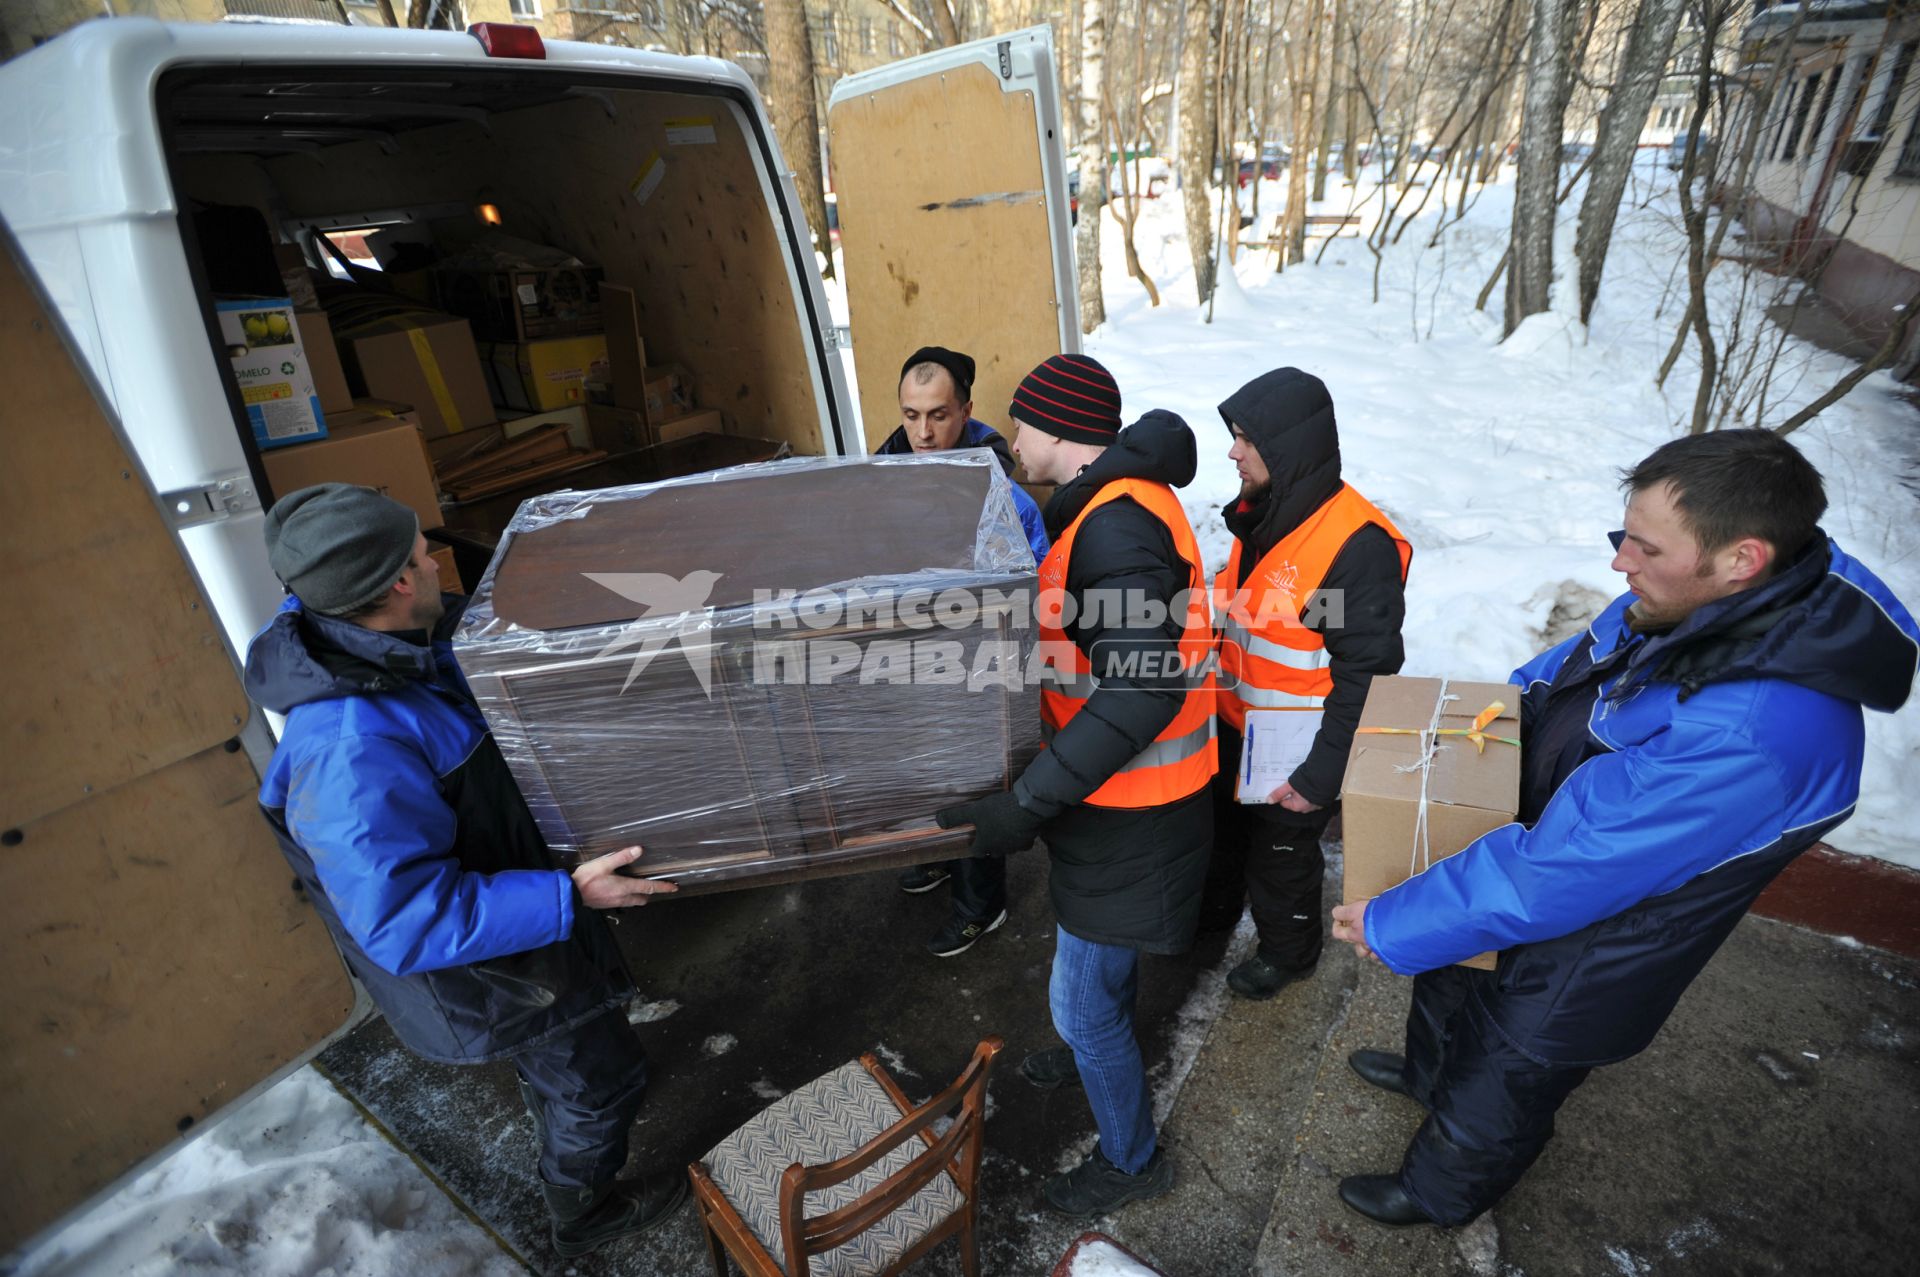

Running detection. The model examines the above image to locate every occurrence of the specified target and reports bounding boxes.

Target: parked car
[1667,132,1716,171]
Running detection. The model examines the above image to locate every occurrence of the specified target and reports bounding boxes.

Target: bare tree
[1669,0,1730,432]
[1505,0,1580,336]
[1278,0,1327,266]
[765,0,834,279]
[1075,0,1109,332]
[987,0,1031,35]
[1180,0,1222,302]
[1572,0,1684,324]
[1312,0,1344,202]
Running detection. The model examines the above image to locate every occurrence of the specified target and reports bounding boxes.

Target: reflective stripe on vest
[1037,478,1219,808]
[1213,484,1411,734]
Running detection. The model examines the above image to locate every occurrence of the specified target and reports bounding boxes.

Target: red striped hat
[1009,354,1122,445]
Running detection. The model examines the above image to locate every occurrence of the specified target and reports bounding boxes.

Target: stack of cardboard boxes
[224,239,746,592]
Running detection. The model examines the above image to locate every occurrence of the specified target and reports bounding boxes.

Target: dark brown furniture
[453,455,1040,891]
[689,1037,1003,1277]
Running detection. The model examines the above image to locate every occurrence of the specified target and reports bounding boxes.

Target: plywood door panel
[0,236,355,1250]
[831,61,1066,452]
[0,743,357,1248]
[0,244,250,831]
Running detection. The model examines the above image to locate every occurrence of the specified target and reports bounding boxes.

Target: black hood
[1219,368,1343,567]
[244,594,467,715]
[1610,533,1920,712]
[1044,409,1199,538]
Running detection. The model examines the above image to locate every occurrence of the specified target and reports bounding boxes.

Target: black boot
[1337,1174,1438,1228]
[1226,952,1317,1001]
[1042,1146,1174,1217]
[543,1173,689,1258]
[1347,1049,1415,1099]
[1019,1045,1083,1091]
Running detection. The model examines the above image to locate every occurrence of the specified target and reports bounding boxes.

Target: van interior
[158,63,842,587]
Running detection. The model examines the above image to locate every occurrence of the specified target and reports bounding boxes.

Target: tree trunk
[1076,0,1109,333]
[987,1,1028,35]
[1179,0,1221,303]
[930,2,963,46]
[1281,0,1325,266]
[1572,0,1683,324]
[765,0,834,279]
[1505,0,1579,336]
[1313,0,1343,202]
[1673,3,1725,430]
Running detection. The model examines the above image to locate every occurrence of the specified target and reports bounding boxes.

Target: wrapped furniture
[454,453,1041,893]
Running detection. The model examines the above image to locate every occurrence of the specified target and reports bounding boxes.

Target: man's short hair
[902,360,967,402]
[1622,429,1826,558]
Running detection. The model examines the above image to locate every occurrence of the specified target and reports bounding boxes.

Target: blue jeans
[1049,928,1156,1174]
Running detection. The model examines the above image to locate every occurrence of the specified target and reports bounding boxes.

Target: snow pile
[12,1069,520,1277]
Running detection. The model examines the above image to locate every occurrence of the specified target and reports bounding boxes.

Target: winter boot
[1226,952,1317,1001]
[542,1173,689,1258]
[1042,1145,1174,1217]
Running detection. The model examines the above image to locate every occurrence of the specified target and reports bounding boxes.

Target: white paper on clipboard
[1236,708,1324,803]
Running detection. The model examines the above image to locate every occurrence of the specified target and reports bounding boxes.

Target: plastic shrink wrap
[454,453,1042,893]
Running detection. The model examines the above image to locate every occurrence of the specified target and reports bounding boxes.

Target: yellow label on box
[243,383,293,404]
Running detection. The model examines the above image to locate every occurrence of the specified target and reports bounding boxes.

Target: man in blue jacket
[246,484,687,1258]
[1329,430,1919,1228]
[881,345,1052,956]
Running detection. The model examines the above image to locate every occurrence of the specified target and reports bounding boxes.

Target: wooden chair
[688,1037,1004,1277]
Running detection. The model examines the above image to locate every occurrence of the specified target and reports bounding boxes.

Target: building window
[821,11,839,66]
[889,20,902,57]
[1898,106,1920,179]
[1783,72,1821,160]
[509,0,539,17]
[861,16,873,54]
[1805,64,1842,156]
[1862,42,1917,147]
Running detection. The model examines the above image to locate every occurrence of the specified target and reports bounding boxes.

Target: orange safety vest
[1212,484,1411,733]
[1036,479,1218,809]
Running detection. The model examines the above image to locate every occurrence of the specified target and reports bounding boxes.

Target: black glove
[935,790,1044,858]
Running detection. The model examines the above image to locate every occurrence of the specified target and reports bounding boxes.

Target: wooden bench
[1266,213,1363,252]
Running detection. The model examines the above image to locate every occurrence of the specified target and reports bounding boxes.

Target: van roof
[0,18,754,234]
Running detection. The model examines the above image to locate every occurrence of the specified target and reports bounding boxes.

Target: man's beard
[1239,477,1270,503]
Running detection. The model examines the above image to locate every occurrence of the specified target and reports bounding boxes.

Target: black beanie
[899,345,975,401]
[1009,354,1122,445]
[264,483,419,616]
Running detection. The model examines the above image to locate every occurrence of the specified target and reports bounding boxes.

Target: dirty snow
[701,1032,738,1058]
[1067,1235,1163,1276]
[16,154,1917,1274]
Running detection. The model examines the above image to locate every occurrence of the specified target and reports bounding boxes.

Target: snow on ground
[10,1068,520,1277]
[16,156,1917,1275]
[1066,1233,1164,1275]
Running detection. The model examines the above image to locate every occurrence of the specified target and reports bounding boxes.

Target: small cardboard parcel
[1341,676,1523,971]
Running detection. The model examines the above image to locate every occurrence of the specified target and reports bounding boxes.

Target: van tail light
[468,23,546,60]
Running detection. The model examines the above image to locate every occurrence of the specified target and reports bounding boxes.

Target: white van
[0,16,1076,1256]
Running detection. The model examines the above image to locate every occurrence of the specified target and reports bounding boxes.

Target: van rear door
[0,229,359,1255]
[828,25,1079,454]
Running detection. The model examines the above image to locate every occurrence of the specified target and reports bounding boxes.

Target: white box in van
[213,296,326,449]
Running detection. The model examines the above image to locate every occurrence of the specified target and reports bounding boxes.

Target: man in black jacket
[1203,369,1409,999]
[938,355,1217,1217]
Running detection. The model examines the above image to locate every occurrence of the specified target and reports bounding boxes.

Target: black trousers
[1396,964,1592,1225]
[512,1007,651,1189]
[1202,728,1332,968]
[939,855,1009,923]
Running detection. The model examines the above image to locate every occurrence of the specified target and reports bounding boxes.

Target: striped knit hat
[1009,354,1123,445]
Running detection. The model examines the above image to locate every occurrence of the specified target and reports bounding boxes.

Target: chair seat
[704,1062,967,1276]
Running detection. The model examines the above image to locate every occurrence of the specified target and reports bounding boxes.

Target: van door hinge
[998,41,1014,80]
[158,472,262,529]
[824,324,852,352]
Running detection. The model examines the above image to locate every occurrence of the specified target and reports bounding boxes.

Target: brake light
[468,23,546,60]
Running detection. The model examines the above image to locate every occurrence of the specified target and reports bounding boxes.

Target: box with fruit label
[215,297,327,450]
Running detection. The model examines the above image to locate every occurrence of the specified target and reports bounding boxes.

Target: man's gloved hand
[935,790,1044,857]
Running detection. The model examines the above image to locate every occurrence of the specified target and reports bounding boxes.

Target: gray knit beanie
[264,483,419,615]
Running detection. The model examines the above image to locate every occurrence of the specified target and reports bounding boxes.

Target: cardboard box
[435,265,605,342]
[485,335,610,413]
[428,546,464,594]
[294,310,354,414]
[498,404,654,456]
[656,407,725,445]
[1341,676,1523,971]
[262,414,443,529]
[641,363,694,426]
[338,312,494,439]
[215,298,326,450]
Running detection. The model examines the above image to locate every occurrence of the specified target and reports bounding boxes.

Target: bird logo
[582,570,725,697]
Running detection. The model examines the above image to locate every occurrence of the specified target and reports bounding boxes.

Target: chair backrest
[776,1036,1003,1270]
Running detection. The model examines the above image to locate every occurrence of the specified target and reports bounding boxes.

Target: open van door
[0,229,358,1254]
[828,25,1079,454]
